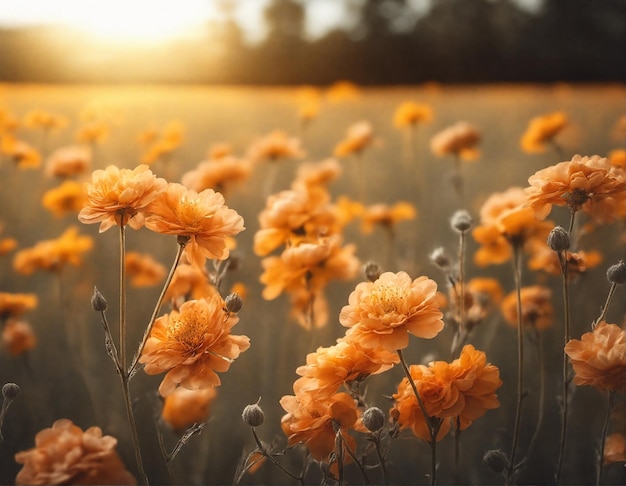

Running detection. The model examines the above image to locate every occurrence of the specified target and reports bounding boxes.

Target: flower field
[0,82,625,485]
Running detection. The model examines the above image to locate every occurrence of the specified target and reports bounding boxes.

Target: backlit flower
[501,285,553,331]
[340,271,445,351]
[1,135,41,168]
[247,130,304,163]
[45,145,91,178]
[23,109,68,132]
[2,318,36,355]
[0,292,38,319]
[326,81,360,103]
[393,102,433,129]
[604,433,626,465]
[565,322,626,392]
[163,263,218,306]
[125,251,166,287]
[525,154,626,223]
[528,246,602,280]
[144,183,245,268]
[360,202,416,234]
[75,121,109,145]
[139,295,250,396]
[78,164,167,232]
[430,121,481,160]
[161,387,217,432]
[14,419,136,485]
[447,278,503,330]
[608,149,626,169]
[42,180,87,217]
[520,111,568,153]
[333,121,374,158]
[181,156,252,195]
[140,121,185,165]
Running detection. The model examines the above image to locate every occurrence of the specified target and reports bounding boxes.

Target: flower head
[2,318,37,355]
[45,145,91,179]
[520,111,568,153]
[161,387,217,432]
[181,156,252,195]
[430,121,481,160]
[42,180,87,217]
[393,101,433,129]
[501,285,554,331]
[247,130,304,163]
[333,121,374,158]
[360,202,417,234]
[125,251,167,287]
[0,292,38,319]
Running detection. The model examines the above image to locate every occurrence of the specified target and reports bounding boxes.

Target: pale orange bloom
[78,164,167,232]
[280,391,359,462]
[247,130,304,163]
[163,263,218,306]
[161,387,217,432]
[144,183,245,268]
[360,201,416,234]
[2,318,37,355]
[325,81,360,103]
[604,433,626,465]
[45,145,91,178]
[525,154,626,223]
[14,419,136,485]
[42,180,87,217]
[140,122,184,165]
[180,156,252,195]
[0,107,20,134]
[139,296,250,396]
[334,196,365,226]
[448,278,503,330]
[430,121,481,160]
[125,251,166,287]
[501,285,554,331]
[528,246,603,280]
[294,158,342,189]
[294,339,398,397]
[520,111,568,153]
[608,148,626,168]
[13,227,93,275]
[23,109,68,132]
[340,271,445,351]
[207,142,233,160]
[1,135,41,168]
[333,121,374,158]
[75,121,109,145]
[0,292,38,319]
[393,101,433,129]
[565,322,626,392]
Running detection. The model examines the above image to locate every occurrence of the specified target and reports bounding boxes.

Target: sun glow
[0,0,218,43]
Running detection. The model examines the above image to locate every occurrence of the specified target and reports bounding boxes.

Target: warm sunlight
[0,0,219,43]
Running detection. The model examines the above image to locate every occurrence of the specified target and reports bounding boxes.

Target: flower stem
[527,329,545,458]
[250,428,303,485]
[119,224,127,373]
[593,282,617,329]
[507,244,525,483]
[338,430,370,484]
[120,371,148,484]
[556,248,571,485]
[372,431,388,485]
[155,419,177,485]
[596,391,614,486]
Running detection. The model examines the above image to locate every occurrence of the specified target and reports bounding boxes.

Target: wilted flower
[14,419,136,485]
[565,322,626,392]
[42,180,87,217]
[501,285,554,331]
[125,251,167,287]
[139,295,250,396]
[430,121,481,160]
[78,164,167,232]
[45,145,91,178]
[162,387,217,432]
[520,111,568,153]
[144,183,245,268]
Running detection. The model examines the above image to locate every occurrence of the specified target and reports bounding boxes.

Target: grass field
[0,82,625,485]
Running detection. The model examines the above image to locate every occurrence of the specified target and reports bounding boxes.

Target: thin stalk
[454,418,461,484]
[120,373,148,484]
[527,328,545,457]
[556,248,571,485]
[372,431,387,485]
[507,243,525,483]
[593,282,617,329]
[336,428,344,486]
[129,237,187,377]
[338,431,370,484]
[119,224,127,373]
[596,391,614,486]
[251,428,303,485]
[155,420,176,485]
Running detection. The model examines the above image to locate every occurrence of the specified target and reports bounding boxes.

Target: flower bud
[225,293,243,314]
[242,403,264,427]
[362,407,385,432]
[451,210,473,233]
[429,247,450,271]
[362,261,382,282]
[606,260,626,285]
[91,287,108,312]
[547,226,570,252]
[2,382,20,401]
[483,449,508,474]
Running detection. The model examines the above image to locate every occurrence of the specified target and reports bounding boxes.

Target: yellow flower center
[371,284,404,314]
[167,312,207,355]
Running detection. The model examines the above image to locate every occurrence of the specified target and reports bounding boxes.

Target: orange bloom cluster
[256,159,359,328]
[391,344,502,441]
[247,130,304,163]
[181,155,252,195]
[125,251,167,287]
[430,121,481,160]
[42,180,87,217]
[14,419,136,485]
[45,145,91,178]
[138,120,185,165]
[565,322,626,392]
[473,187,554,266]
[139,295,250,396]
[500,285,554,331]
[520,111,568,153]
[359,201,417,234]
[393,101,433,129]
[161,387,217,432]
[78,164,167,232]
[13,226,93,275]
[526,154,626,223]
[333,121,374,158]
[340,271,445,352]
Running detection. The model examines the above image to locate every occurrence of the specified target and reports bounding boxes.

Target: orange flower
[13,226,93,275]
[0,292,38,319]
[247,130,304,163]
[0,135,41,168]
[14,419,136,485]
[125,251,166,287]
[280,391,359,462]
[45,145,91,178]
[2,318,37,355]
[520,111,568,153]
[565,322,626,392]
[326,81,360,103]
[393,101,433,129]
[180,156,252,195]
[528,246,602,280]
[608,148,626,169]
[430,121,481,160]
[163,263,218,306]
[23,109,68,132]
[447,278,503,329]
[340,271,445,351]
[297,100,320,126]
[501,285,554,331]
[139,295,250,396]
[42,180,87,217]
[144,183,245,268]
[360,202,416,234]
[0,222,17,256]
[604,433,626,465]
[293,338,399,397]
[525,154,626,223]
[333,121,374,158]
[161,387,217,432]
[78,164,167,232]
[75,121,109,145]
[207,142,233,160]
